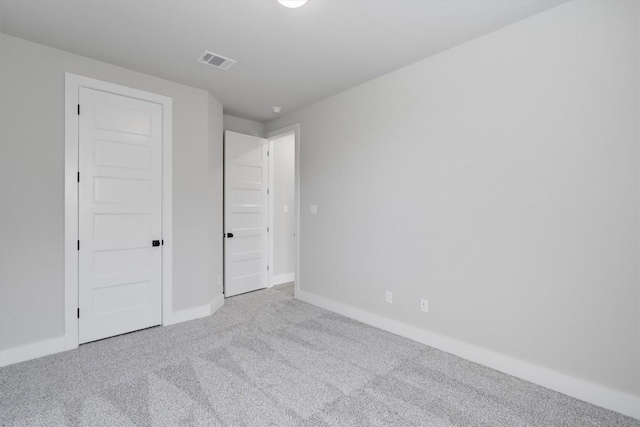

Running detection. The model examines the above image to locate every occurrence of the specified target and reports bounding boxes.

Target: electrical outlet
[385,291,392,304]
[310,205,318,215]
[283,205,288,213]
[217,275,222,285]
[420,299,428,313]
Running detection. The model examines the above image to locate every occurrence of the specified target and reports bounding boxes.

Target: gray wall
[272,133,296,278]
[223,114,264,137]
[209,95,225,299]
[266,0,640,396]
[0,34,224,350]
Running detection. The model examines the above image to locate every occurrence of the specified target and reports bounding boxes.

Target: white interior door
[78,87,163,344]
[224,131,269,297]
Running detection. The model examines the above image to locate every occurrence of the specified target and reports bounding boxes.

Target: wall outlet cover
[385,291,393,303]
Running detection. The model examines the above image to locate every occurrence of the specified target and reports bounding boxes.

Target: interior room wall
[265,0,639,407]
[0,33,224,351]
[271,133,296,279]
[223,114,264,137]
[209,96,224,299]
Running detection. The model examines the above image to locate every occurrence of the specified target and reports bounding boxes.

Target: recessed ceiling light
[277,0,307,8]
[272,106,282,114]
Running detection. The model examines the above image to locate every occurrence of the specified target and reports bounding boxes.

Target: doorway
[64,73,173,350]
[223,125,300,298]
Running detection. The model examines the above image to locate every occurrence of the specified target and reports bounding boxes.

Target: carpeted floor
[0,289,637,426]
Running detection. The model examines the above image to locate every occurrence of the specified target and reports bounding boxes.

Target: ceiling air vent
[197,51,236,71]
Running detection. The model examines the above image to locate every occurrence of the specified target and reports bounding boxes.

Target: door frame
[265,124,300,297]
[64,73,173,351]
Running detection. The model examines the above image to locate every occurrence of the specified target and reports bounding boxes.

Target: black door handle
[226,233,234,238]
[152,240,160,247]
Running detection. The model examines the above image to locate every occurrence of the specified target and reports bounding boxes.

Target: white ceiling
[0,0,568,122]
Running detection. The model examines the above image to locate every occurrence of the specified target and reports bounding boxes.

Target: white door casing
[78,88,163,344]
[224,131,269,297]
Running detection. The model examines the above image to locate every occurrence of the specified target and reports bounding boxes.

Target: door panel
[79,88,162,344]
[93,177,151,204]
[94,139,152,169]
[224,131,268,297]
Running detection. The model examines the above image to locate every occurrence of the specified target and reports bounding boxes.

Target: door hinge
[162,240,164,245]
[267,227,269,233]
[77,172,80,183]
[267,265,270,271]
[77,308,80,318]
[267,188,269,195]
[267,150,269,157]
[77,240,80,250]
[77,104,80,115]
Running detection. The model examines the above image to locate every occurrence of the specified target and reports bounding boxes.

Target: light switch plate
[310,205,318,215]
[283,205,288,213]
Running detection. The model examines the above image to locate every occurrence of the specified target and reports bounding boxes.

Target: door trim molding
[268,137,274,287]
[265,124,300,297]
[64,73,173,351]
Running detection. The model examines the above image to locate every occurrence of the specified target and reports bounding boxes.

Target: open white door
[224,131,269,297]
[78,87,163,344]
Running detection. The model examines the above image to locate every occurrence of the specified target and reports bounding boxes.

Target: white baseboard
[169,293,225,325]
[272,273,295,286]
[0,336,67,368]
[296,290,640,420]
[210,292,225,314]
[0,295,226,368]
